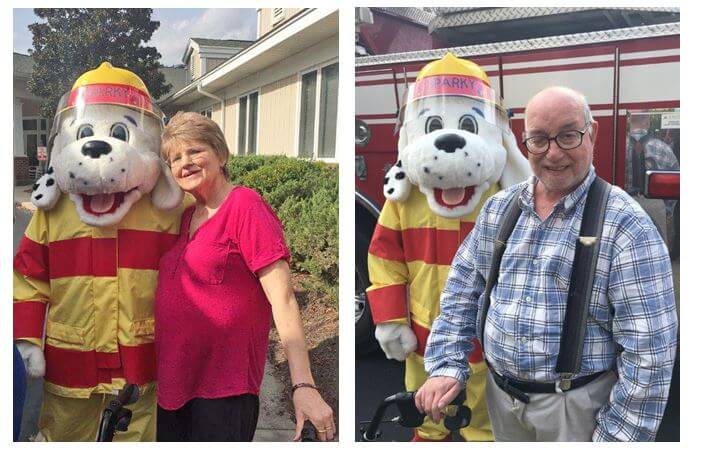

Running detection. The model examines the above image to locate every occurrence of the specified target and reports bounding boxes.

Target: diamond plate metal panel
[356,22,680,68]
[374,7,435,27]
[428,7,680,31]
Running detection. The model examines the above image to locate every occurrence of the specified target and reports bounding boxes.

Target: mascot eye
[110,123,129,142]
[459,115,478,134]
[425,116,443,134]
[77,125,94,139]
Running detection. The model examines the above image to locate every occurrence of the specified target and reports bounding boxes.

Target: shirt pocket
[183,240,230,285]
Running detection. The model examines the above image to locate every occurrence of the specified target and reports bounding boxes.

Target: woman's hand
[292,386,336,441]
[258,261,336,441]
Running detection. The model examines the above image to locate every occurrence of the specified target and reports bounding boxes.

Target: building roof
[14,53,34,77]
[158,65,188,101]
[182,38,254,65]
[161,8,337,109]
[191,38,254,48]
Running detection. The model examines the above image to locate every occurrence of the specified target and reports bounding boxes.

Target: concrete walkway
[13,187,295,442]
[14,184,36,212]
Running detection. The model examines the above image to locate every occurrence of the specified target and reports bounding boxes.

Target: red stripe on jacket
[370,224,476,266]
[44,343,156,388]
[367,284,408,323]
[400,228,460,266]
[14,236,49,281]
[13,301,47,339]
[368,224,406,262]
[48,237,117,278]
[411,320,483,364]
[118,229,179,270]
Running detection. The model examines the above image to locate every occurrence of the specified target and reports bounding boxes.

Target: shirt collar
[519,166,597,213]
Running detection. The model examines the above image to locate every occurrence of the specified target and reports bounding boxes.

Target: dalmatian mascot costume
[367,53,530,441]
[13,62,185,441]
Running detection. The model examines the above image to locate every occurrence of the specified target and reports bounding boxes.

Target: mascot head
[384,53,530,218]
[32,62,182,226]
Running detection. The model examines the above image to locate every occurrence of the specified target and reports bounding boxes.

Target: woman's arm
[258,259,336,441]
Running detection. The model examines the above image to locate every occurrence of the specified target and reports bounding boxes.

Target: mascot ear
[383,160,412,202]
[31,163,61,211]
[151,160,183,210]
[500,127,532,189]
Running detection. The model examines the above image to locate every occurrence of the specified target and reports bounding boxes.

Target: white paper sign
[661,112,680,129]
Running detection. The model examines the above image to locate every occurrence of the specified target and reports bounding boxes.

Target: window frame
[236,88,261,155]
[294,58,338,162]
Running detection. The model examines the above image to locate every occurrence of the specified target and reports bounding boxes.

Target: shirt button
[533,259,539,266]
[525,296,531,302]
[521,337,528,344]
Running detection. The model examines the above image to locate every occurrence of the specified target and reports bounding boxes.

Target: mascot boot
[13,62,185,441]
[366,53,531,441]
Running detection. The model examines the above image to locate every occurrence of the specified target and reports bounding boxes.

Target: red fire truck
[355,8,680,361]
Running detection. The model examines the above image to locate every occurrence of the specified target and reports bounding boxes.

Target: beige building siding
[205,57,226,73]
[258,8,303,38]
[223,97,238,154]
[256,74,299,157]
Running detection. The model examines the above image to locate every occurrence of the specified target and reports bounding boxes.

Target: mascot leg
[37,387,156,441]
[405,353,451,441]
[458,361,493,442]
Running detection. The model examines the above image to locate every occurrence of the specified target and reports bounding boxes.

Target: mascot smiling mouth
[434,186,476,208]
[81,188,139,216]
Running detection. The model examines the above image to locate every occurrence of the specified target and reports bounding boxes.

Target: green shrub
[227,155,339,306]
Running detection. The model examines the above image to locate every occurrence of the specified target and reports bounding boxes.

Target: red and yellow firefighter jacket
[366,183,500,368]
[13,193,190,398]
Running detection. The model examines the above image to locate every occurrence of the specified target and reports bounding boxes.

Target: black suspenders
[478,177,612,389]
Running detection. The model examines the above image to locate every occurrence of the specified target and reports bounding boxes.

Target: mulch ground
[267,272,339,431]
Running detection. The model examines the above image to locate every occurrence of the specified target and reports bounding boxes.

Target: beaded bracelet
[292,382,319,395]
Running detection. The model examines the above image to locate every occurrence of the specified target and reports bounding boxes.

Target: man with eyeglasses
[415,86,677,441]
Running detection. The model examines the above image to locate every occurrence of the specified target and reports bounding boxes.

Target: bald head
[523,86,597,200]
[525,86,592,131]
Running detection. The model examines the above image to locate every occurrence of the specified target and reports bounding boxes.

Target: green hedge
[227,155,338,306]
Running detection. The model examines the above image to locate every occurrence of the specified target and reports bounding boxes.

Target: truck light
[645,171,679,200]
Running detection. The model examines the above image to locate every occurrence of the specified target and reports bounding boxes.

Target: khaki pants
[38,386,156,442]
[485,370,617,442]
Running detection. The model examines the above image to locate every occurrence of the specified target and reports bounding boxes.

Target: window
[298,71,317,158]
[248,92,258,155]
[200,106,212,119]
[22,115,49,166]
[238,97,247,155]
[237,91,259,155]
[298,62,338,159]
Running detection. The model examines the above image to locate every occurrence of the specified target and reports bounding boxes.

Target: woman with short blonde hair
[155,111,335,442]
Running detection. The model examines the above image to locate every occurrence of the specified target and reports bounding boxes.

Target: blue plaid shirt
[425,167,678,441]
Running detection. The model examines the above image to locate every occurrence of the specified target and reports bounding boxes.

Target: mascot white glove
[375,323,417,362]
[15,340,45,378]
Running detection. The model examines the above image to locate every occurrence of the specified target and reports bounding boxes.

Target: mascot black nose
[81,140,112,159]
[434,134,466,153]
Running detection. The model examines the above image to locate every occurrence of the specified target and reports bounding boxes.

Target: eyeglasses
[522,123,592,155]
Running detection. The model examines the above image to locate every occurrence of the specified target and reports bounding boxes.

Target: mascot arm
[366,200,417,360]
[13,210,51,377]
[366,201,410,325]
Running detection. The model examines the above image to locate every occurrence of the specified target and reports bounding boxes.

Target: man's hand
[15,341,45,378]
[414,376,463,424]
[375,323,417,361]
